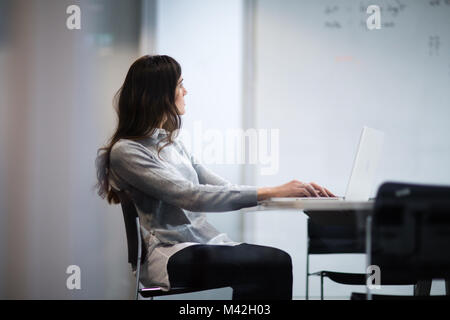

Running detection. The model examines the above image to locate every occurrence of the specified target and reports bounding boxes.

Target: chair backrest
[307,217,365,254]
[116,190,147,267]
[372,182,450,282]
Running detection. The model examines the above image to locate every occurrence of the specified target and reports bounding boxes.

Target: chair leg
[320,272,324,300]
[414,280,432,296]
[135,276,140,300]
[446,279,450,296]
[135,217,142,301]
[306,252,309,300]
[306,274,309,300]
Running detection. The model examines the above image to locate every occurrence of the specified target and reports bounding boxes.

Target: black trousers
[167,243,293,300]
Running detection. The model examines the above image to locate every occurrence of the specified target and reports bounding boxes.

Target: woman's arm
[177,140,232,186]
[191,160,233,187]
[257,181,336,200]
[176,140,335,200]
[110,140,258,212]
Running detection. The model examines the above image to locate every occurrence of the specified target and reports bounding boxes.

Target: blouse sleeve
[110,140,258,212]
[176,140,233,186]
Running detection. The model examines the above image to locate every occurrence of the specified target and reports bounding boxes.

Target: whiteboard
[250,0,450,298]
[254,0,450,194]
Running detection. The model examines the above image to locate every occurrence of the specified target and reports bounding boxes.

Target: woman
[95,55,335,300]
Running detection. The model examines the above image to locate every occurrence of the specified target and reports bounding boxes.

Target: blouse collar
[149,128,169,139]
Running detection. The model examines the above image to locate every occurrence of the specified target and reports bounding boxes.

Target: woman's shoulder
[111,138,140,152]
[110,138,157,161]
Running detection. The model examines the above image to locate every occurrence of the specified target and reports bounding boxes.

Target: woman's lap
[166,243,293,300]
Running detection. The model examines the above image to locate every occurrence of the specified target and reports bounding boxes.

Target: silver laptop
[272,126,384,203]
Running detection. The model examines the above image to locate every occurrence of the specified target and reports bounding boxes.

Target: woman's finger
[324,187,336,197]
[310,182,328,197]
[304,183,319,197]
[300,187,312,197]
[317,188,328,197]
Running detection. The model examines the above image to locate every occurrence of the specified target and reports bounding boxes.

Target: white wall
[0,0,10,297]
[155,0,246,244]
[0,0,247,300]
[0,0,142,299]
[250,0,450,299]
[154,0,245,300]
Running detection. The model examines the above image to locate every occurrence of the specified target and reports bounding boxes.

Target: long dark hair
[95,55,182,204]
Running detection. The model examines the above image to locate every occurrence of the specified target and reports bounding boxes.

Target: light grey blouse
[108,128,259,290]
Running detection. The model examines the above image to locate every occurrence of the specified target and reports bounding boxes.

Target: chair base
[310,271,367,286]
[139,285,229,298]
[351,292,450,300]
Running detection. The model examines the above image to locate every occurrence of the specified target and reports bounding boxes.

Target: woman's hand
[257,180,336,201]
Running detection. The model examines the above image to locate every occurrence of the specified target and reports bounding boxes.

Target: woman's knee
[251,245,292,271]
[271,248,292,271]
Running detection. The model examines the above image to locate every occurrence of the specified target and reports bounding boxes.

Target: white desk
[242,197,375,300]
[253,198,373,211]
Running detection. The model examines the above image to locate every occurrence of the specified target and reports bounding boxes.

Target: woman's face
[175,76,187,115]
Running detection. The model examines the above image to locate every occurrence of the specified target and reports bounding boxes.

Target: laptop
[270,126,384,203]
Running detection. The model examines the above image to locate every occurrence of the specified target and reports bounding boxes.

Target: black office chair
[351,182,450,300]
[306,204,418,300]
[116,189,227,300]
[305,213,367,300]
